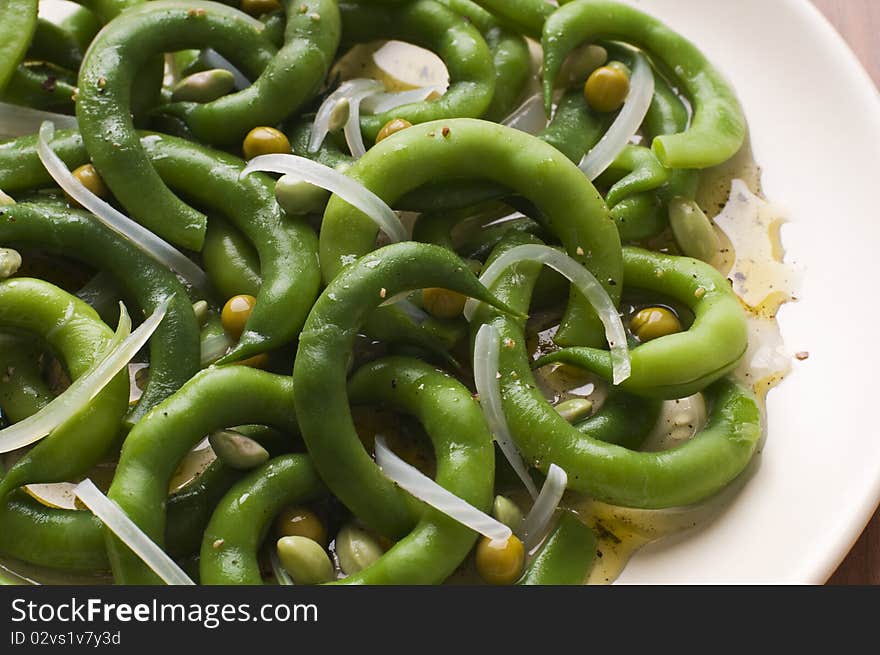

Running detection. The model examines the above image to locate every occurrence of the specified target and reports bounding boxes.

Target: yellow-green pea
[475,534,524,585]
[276,536,335,585]
[221,294,256,340]
[276,506,327,547]
[492,495,523,531]
[554,398,594,424]
[242,126,290,160]
[0,190,14,206]
[208,430,269,470]
[421,287,467,319]
[630,306,682,342]
[67,164,108,206]
[335,523,384,575]
[584,65,630,113]
[668,197,721,263]
[171,69,236,103]
[0,248,22,279]
[274,174,330,216]
[375,118,413,144]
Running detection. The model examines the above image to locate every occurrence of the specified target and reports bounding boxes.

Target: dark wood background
[811,0,879,584]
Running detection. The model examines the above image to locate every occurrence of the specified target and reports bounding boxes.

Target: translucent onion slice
[465,244,631,384]
[241,154,407,243]
[73,479,195,586]
[361,85,445,115]
[37,122,209,293]
[0,299,168,454]
[0,102,77,138]
[473,324,539,499]
[374,435,511,543]
[578,52,654,180]
[520,463,568,551]
[199,49,251,90]
[308,79,384,154]
[502,93,547,135]
[342,82,388,159]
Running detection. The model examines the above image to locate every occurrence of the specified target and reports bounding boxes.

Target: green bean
[202,216,261,300]
[598,145,670,208]
[609,193,666,242]
[320,118,621,350]
[160,0,341,145]
[518,512,597,585]
[0,0,38,93]
[28,2,100,71]
[203,357,495,584]
[294,241,519,539]
[0,278,128,499]
[469,0,553,40]
[339,0,496,142]
[0,200,200,424]
[471,237,760,508]
[1,63,78,112]
[76,0,337,250]
[200,455,326,584]
[543,0,746,169]
[436,0,531,121]
[0,130,320,363]
[106,366,299,584]
[0,458,254,571]
[0,333,52,424]
[535,247,748,399]
[573,389,661,450]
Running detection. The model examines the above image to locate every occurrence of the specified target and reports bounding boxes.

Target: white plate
[615,0,880,584]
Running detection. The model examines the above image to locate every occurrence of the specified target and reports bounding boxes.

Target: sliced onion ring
[579,52,654,180]
[520,463,568,551]
[473,324,539,499]
[241,153,407,243]
[0,299,168,454]
[343,82,387,159]
[309,79,384,154]
[465,244,631,385]
[361,85,445,115]
[375,435,511,543]
[37,122,209,293]
[0,102,77,138]
[73,479,194,586]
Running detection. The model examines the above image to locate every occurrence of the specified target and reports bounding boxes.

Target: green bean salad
[0,0,797,586]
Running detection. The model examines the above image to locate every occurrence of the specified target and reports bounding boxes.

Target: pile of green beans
[0,0,763,587]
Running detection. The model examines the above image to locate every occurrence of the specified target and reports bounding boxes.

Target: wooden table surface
[810,0,879,584]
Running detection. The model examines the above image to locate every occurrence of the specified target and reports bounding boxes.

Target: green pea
[170,69,236,103]
[554,398,594,424]
[275,174,330,216]
[208,430,270,470]
[584,65,630,113]
[276,536,335,584]
[668,197,721,263]
[492,495,523,531]
[0,248,22,279]
[335,523,384,575]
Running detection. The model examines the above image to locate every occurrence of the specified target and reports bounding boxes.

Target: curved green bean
[543,0,746,169]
